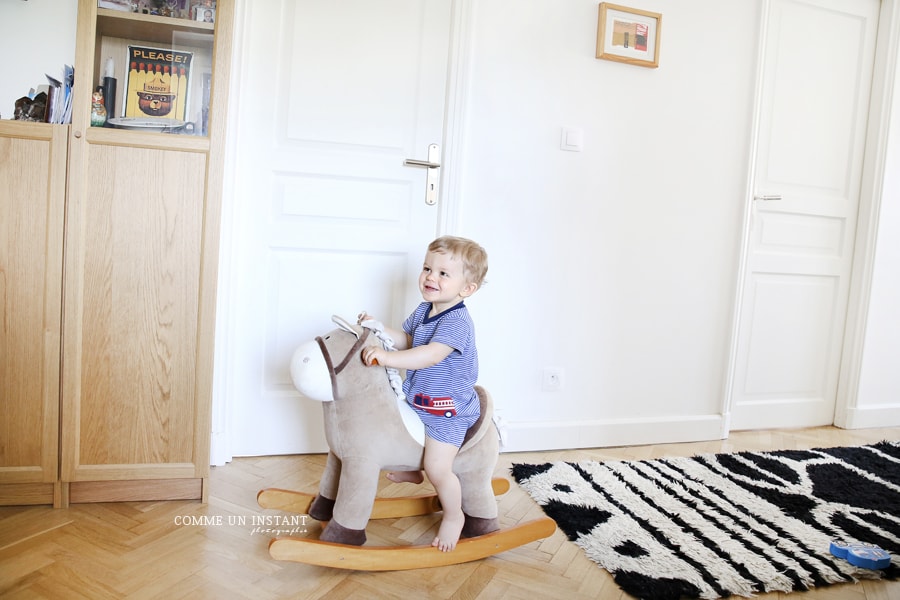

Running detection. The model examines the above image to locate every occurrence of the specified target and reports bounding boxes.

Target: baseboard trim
[0,482,56,506]
[69,478,203,504]
[839,404,900,430]
[500,414,726,453]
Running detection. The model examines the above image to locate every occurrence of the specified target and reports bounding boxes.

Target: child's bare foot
[385,470,424,484]
[432,513,465,552]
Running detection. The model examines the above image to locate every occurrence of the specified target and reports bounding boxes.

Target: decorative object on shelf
[107,117,194,134]
[101,57,117,125]
[189,0,214,22]
[98,0,132,11]
[13,93,46,122]
[131,0,166,15]
[596,3,662,69]
[123,45,193,121]
[192,4,214,23]
[199,71,211,135]
[164,0,187,19]
[90,88,108,127]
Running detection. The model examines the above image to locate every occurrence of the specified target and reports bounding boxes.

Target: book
[122,45,193,121]
[43,65,74,124]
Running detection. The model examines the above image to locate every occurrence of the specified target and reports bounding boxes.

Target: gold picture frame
[596,3,662,68]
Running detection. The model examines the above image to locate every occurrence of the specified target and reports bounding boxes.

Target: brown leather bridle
[315,328,371,401]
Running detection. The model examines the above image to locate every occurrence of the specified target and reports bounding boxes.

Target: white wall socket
[541,368,564,392]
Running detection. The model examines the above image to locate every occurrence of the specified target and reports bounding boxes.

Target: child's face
[418,250,477,311]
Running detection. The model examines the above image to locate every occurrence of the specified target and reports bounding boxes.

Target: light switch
[560,127,583,152]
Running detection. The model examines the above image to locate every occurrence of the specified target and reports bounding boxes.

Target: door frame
[723,0,900,434]
[209,0,475,465]
[835,0,900,428]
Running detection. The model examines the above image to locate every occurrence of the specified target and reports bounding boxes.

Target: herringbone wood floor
[2,426,899,599]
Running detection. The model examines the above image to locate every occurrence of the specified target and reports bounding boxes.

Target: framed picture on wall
[596,3,662,68]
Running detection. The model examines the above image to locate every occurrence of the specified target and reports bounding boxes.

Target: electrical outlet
[541,368,564,392]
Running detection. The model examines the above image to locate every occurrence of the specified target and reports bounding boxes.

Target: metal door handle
[404,144,440,206]
[404,158,441,169]
[753,194,783,201]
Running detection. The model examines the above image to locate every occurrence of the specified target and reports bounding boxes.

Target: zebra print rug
[511,441,900,600]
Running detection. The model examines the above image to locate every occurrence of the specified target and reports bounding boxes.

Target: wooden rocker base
[257,477,511,519]
[267,516,557,570]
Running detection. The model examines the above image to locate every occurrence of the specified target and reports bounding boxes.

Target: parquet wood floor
[2,425,899,599]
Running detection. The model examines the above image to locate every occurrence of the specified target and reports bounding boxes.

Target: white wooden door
[729,0,880,430]
[218,0,453,457]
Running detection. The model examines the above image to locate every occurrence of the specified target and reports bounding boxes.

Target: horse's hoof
[309,495,336,522]
[461,514,500,539]
[321,519,367,546]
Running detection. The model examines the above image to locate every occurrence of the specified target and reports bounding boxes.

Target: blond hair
[428,236,488,287]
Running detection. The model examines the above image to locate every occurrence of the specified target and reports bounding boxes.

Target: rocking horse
[256,315,555,570]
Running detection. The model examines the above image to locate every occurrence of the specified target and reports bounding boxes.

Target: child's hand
[361,345,383,366]
[357,311,375,325]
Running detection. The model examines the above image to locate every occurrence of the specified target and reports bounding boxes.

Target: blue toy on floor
[829,539,893,570]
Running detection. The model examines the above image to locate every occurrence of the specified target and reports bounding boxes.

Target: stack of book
[44,65,75,124]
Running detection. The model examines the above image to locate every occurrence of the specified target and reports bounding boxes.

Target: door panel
[0,123,66,502]
[729,0,879,430]
[223,0,451,456]
[62,141,206,481]
[742,275,837,393]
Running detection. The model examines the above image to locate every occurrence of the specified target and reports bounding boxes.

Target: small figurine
[90,89,108,127]
[14,93,47,122]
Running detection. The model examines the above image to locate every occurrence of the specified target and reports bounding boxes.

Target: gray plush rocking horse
[256,315,555,570]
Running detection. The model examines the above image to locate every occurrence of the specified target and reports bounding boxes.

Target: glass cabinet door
[82,1,220,136]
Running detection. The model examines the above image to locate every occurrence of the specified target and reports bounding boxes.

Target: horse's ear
[331,315,360,339]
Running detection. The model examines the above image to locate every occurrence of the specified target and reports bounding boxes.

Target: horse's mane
[360,319,406,402]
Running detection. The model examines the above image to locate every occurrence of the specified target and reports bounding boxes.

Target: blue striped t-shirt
[401,301,480,446]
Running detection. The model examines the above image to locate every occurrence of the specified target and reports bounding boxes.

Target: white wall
[0,0,77,119]
[2,0,898,453]
[456,0,760,449]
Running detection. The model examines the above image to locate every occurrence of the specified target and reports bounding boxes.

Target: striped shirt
[402,301,480,446]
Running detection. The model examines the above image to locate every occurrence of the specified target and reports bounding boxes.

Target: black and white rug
[512,441,900,600]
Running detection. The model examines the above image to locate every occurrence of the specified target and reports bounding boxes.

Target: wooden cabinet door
[0,122,67,506]
[61,137,210,502]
